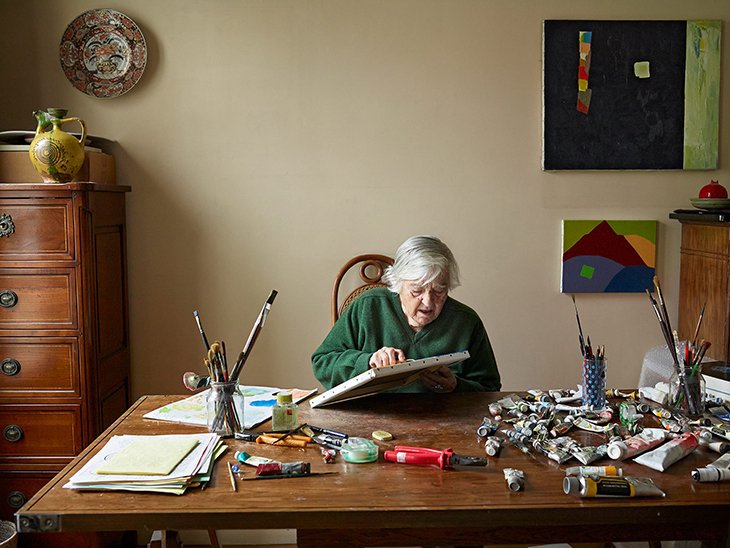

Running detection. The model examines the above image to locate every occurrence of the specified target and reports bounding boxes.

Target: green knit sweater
[312,287,500,392]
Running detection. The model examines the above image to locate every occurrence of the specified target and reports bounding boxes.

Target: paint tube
[548,389,565,401]
[497,393,529,412]
[556,404,582,414]
[504,428,530,445]
[639,385,669,406]
[235,451,275,467]
[488,403,503,418]
[563,475,665,497]
[551,418,573,437]
[657,417,682,433]
[619,401,644,428]
[699,439,730,454]
[696,429,713,442]
[708,406,730,420]
[650,406,672,419]
[533,439,571,464]
[634,432,699,472]
[484,436,503,457]
[565,465,622,477]
[607,389,635,398]
[527,389,551,403]
[570,444,608,465]
[705,423,730,441]
[477,417,499,437]
[513,419,534,437]
[555,386,582,404]
[692,467,730,482]
[256,461,311,477]
[504,468,524,491]
[595,409,613,424]
[707,452,730,469]
[606,428,666,460]
[572,417,615,435]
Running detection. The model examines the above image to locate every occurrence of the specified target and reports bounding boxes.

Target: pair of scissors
[383,445,487,469]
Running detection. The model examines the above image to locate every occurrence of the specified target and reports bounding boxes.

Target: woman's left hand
[421,365,457,393]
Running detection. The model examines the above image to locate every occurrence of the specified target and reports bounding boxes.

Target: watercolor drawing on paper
[561,220,657,293]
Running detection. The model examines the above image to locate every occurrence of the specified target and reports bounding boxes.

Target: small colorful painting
[561,220,657,293]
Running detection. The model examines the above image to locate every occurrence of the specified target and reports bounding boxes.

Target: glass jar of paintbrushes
[207,379,245,437]
[191,290,279,437]
[668,341,709,418]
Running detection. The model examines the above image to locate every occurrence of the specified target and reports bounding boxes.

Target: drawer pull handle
[7,490,27,509]
[1,358,20,376]
[0,213,14,238]
[3,425,23,442]
[0,290,18,308]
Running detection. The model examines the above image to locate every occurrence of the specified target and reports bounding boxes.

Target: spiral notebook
[309,350,469,408]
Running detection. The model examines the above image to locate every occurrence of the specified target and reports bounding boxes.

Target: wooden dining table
[15,392,730,548]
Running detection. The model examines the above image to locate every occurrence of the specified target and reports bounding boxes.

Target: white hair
[382,235,461,293]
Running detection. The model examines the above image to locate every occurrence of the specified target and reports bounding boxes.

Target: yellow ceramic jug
[29,108,87,183]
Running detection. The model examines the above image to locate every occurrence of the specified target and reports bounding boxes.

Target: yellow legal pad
[96,437,200,476]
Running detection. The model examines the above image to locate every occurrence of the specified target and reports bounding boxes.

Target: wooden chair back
[331,254,394,326]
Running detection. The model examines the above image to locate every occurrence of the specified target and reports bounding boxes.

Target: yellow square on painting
[578,79,588,92]
[634,61,650,78]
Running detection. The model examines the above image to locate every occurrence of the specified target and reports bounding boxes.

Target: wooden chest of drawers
[0,183,131,522]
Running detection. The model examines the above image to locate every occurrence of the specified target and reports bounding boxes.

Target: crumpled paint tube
[634,432,699,472]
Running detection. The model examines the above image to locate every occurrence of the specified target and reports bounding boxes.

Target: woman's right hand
[369,347,406,368]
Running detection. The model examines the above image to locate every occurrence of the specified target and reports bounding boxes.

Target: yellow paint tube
[563,475,665,497]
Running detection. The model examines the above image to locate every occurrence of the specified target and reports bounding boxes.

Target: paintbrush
[646,289,679,365]
[273,423,308,445]
[692,302,707,349]
[653,276,674,342]
[193,310,211,352]
[230,290,278,382]
[571,294,586,357]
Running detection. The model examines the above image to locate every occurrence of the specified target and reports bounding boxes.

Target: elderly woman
[312,235,500,393]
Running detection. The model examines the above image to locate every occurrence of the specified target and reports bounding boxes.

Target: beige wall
[1,1,728,399]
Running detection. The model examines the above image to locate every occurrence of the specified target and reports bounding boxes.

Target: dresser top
[0,182,130,193]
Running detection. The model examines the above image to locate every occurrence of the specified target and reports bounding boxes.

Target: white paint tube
[699,439,730,454]
[565,465,622,477]
[707,452,730,469]
[638,384,669,406]
[692,467,730,482]
[563,475,665,497]
[504,468,524,491]
[633,432,699,472]
[606,428,666,461]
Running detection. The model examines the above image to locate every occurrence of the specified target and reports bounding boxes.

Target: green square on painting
[580,265,595,279]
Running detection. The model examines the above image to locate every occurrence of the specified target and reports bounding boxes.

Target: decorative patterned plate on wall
[60,9,147,98]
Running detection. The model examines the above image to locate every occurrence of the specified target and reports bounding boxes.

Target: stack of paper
[64,433,225,495]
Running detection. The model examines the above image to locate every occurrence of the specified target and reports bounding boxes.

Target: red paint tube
[256,461,311,477]
[634,432,699,472]
[606,428,666,461]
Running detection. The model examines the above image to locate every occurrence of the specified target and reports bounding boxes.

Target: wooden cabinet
[0,183,131,522]
[675,218,730,363]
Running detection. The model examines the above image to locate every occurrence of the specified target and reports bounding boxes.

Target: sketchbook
[309,350,470,408]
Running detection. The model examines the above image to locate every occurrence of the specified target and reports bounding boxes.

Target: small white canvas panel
[309,351,470,408]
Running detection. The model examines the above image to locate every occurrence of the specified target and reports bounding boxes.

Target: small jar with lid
[271,393,298,431]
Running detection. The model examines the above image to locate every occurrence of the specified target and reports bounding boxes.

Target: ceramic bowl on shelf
[690,197,730,210]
